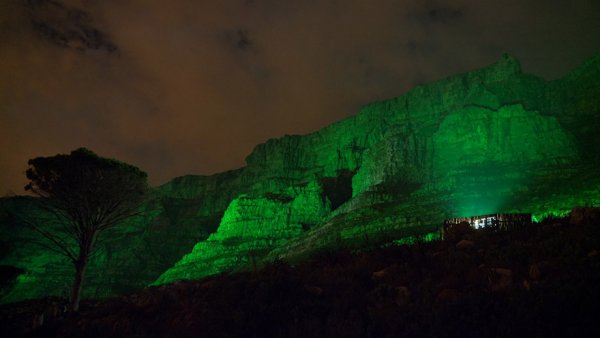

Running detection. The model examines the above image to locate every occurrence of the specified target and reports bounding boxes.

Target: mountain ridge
[1,52,599,302]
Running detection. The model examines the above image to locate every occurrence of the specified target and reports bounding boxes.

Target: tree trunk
[70,252,88,312]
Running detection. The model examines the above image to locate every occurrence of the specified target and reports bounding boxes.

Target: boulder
[488,268,513,292]
[395,286,411,306]
[456,239,475,250]
[435,288,461,305]
[570,207,600,225]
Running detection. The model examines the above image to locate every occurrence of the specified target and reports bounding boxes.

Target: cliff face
[154,181,330,284]
[2,53,600,302]
[156,53,600,282]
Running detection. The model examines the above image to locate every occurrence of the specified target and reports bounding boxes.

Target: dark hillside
[2,210,600,338]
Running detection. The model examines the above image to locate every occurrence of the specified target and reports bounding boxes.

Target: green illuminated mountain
[2,53,600,302]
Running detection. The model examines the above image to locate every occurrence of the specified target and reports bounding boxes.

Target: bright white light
[471,215,497,229]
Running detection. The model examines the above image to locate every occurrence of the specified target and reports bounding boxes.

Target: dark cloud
[26,0,117,52]
[427,8,464,23]
[225,29,253,52]
[1,0,599,194]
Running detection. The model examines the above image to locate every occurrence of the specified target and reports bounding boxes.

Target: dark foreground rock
[2,218,600,338]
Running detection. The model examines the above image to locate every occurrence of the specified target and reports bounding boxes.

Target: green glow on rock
[531,210,571,223]
[154,181,330,284]
[3,53,600,300]
[156,52,600,285]
[430,104,578,217]
[392,231,441,246]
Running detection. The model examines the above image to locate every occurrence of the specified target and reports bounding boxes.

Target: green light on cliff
[154,54,600,286]
[392,231,441,246]
[531,210,571,223]
[154,181,331,285]
[4,53,600,301]
[431,104,579,218]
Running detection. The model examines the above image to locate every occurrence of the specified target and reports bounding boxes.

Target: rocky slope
[155,53,600,284]
[1,52,599,302]
[3,213,600,338]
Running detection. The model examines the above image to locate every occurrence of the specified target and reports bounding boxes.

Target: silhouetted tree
[23,148,148,311]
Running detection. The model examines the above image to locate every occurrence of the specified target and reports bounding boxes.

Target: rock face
[154,181,329,284]
[2,53,600,302]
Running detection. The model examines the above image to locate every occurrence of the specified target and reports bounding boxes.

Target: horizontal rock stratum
[2,53,600,302]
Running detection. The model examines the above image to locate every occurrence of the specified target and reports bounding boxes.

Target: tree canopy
[24,148,149,310]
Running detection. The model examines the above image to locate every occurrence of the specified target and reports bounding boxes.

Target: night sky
[1,0,599,194]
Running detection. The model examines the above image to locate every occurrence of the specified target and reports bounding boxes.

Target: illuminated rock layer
[1,53,600,301]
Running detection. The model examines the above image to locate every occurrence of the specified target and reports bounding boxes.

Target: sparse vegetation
[2,213,599,337]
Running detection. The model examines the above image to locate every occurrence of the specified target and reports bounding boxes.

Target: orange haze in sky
[1,0,599,194]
